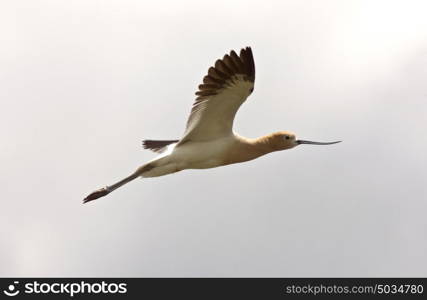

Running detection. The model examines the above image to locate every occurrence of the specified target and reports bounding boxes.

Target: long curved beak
[296,140,341,145]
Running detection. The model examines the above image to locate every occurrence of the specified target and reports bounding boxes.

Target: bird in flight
[84,47,340,203]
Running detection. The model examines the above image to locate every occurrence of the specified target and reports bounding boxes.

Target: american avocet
[84,47,340,203]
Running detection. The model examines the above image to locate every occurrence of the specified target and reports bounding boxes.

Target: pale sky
[1,0,427,276]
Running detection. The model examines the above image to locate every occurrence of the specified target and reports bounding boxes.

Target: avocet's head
[271,131,341,150]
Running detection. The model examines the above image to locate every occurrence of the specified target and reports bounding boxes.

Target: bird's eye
[285,135,290,140]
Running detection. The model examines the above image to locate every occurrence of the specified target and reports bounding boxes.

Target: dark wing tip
[194,46,256,99]
[238,46,255,82]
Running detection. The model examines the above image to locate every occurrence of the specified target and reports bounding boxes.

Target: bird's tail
[142,139,179,153]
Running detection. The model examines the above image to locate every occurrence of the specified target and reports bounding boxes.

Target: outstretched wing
[178,47,255,144]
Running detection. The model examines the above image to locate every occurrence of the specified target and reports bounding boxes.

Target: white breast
[169,135,235,169]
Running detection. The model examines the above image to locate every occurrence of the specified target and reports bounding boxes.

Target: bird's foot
[83,187,110,204]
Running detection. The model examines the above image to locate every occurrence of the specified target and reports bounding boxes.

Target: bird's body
[141,138,229,177]
[138,132,292,178]
[84,47,340,203]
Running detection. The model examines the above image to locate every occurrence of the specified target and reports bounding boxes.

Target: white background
[1,0,426,276]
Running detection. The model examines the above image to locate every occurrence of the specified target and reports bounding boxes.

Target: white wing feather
[178,47,255,144]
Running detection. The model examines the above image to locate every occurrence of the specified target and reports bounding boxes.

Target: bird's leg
[83,173,138,204]
[83,187,111,203]
[83,163,156,204]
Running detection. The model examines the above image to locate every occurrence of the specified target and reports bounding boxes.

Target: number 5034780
[377,284,423,294]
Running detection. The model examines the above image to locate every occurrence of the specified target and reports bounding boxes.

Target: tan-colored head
[266,131,341,151]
